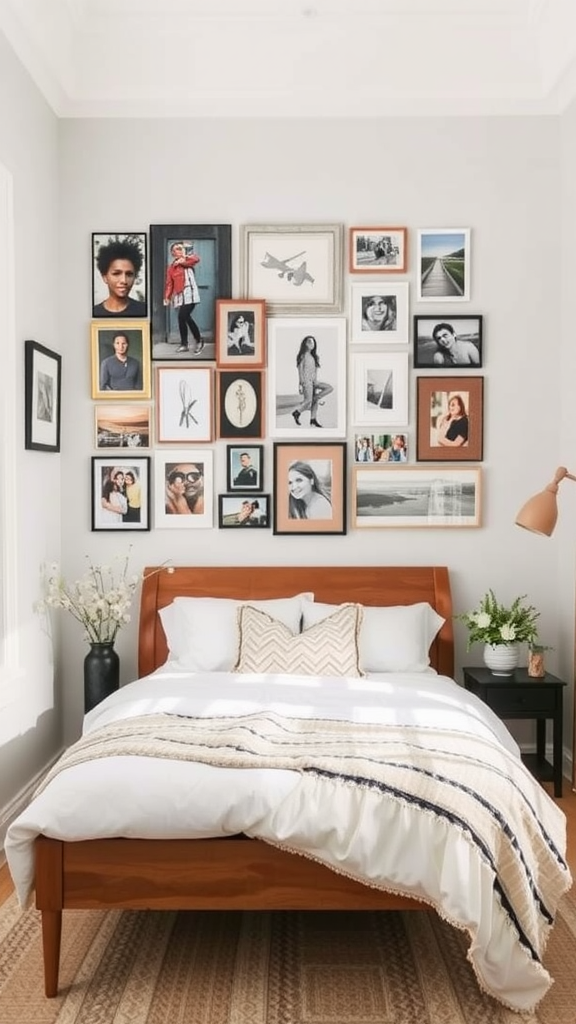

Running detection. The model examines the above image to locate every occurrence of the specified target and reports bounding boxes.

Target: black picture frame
[273,441,347,536]
[218,493,270,528]
[217,370,264,440]
[413,315,483,369]
[91,232,148,319]
[91,456,151,531]
[24,339,62,452]
[226,444,264,491]
[150,223,232,361]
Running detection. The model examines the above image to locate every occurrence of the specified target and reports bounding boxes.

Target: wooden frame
[94,404,151,450]
[90,321,151,400]
[416,229,471,302]
[241,223,343,315]
[350,282,409,344]
[226,444,263,492]
[354,432,409,464]
[353,466,482,528]
[91,456,151,531]
[273,441,347,535]
[155,365,214,444]
[351,352,409,427]
[349,226,407,273]
[215,299,266,368]
[35,564,454,996]
[218,493,270,528]
[24,339,61,452]
[416,376,484,462]
[91,232,147,319]
[217,370,264,440]
[413,314,483,368]
[153,449,213,528]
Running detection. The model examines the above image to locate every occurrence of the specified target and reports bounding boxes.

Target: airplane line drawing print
[241,224,343,315]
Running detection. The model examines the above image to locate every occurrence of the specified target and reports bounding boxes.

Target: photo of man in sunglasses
[165,462,204,515]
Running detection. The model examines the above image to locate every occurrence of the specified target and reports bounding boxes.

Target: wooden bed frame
[36,565,454,996]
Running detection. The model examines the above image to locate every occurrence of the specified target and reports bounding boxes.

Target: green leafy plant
[457,590,540,651]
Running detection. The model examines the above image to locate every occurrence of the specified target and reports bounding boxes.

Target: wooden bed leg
[35,836,64,997]
[41,909,62,997]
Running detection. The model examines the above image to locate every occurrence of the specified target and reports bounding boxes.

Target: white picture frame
[154,449,213,528]
[416,229,471,302]
[351,352,409,427]
[241,224,343,315]
[350,282,409,344]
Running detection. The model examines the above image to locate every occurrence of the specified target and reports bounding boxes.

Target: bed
[5,565,572,1010]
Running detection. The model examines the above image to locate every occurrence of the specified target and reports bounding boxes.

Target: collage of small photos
[83,223,484,535]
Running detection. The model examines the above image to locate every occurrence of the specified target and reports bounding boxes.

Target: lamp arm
[547,467,576,491]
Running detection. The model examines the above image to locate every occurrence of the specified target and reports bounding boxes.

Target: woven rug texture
[1,891,575,1024]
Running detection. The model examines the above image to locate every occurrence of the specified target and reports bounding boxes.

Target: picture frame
[241,223,343,315]
[91,456,151,531]
[350,282,409,344]
[352,466,481,529]
[349,227,407,274]
[217,370,265,440]
[215,299,266,368]
[24,339,62,452]
[94,404,152,450]
[354,432,409,464]
[227,444,263,491]
[416,376,484,462]
[267,317,347,439]
[155,365,214,444]
[91,232,148,319]
[154,449,214,529]
[351,352,409,427]
[273,441,347,536]
[150,224,232,361]
[413,315,483,368]
[416,229,471,302]
[90,321,152,400]
[218,493,270,529]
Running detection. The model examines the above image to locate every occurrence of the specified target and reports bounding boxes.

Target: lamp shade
[515,467,576,536]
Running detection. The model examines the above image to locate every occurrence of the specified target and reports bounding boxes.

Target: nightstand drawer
[487,687,557,715]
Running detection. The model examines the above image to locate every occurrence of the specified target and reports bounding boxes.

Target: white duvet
[5,665,571,1011]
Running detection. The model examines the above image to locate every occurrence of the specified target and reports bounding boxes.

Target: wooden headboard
[139,565,454,679]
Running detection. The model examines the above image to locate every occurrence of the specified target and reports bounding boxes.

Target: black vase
[84,642,120,713]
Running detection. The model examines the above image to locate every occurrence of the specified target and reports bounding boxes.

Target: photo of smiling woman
[288,460,333,520]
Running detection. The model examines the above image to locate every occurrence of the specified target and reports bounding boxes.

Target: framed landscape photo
[217,370,264,440]
[150,223,232,361]
[24,339,61,452]
[350,282,409,344]
[352,466,481,529]
[354,432,409,464]
[91,232,147,319]
[416,376,484,462]
[155,365,214,444]
[413,315,483,368]
[241,224,343,315]
[267,317,347,439]
[215,299,266,368]
[351,352,409,427]
[91,456,151,531]
[218,493,270,529]
[417,229,470,302]
[227,444,263,491]
[154,449,213,529]
[349,227,407,274]
[94,404,152,450]
[90,321,151,400]
[273,441,347,536]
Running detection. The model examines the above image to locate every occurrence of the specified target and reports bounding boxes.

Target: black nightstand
[462,666,566,797]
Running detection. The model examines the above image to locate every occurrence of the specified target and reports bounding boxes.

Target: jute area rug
[1,890,575,1024]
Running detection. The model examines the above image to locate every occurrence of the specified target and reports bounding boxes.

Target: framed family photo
[155,365,214,443]
[24,339,62,452]
[218,493,270,529]
[241,224,343,315]
[413,315,483,368]
[217,370,265,440]
[351,352,409,427]
[94,404,151,450]
[354,432,409,464]
[150,224,232,361]
[90,321,151,400]
[350,282,409,344]
[349,227,407,274]
[154,449,213,529]
[91,456,151,531]
[273,441,347,536]
[417,229,471,302]
[91,232,147,319]
[416,376,484,462]
[227,444,263,491]
[352,466,481,529]
[267,317,347,439]
[215,299,266,368]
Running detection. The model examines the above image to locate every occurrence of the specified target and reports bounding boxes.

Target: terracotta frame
[352,466,482,528]
[155,365,214,444]
[349,226,407,273]
[215,299,266,368]
[273,441,347,535]
[416,376,484,462]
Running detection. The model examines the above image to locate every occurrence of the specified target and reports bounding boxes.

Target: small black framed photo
[413,315,483,368]
[227,444,263,491]
[91,456,151,531]
[92,232,148,318]
[24,339,62,452]
[218,493,270,528]
[217,370,264,439]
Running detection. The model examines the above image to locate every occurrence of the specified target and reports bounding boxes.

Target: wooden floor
[1,780,575,908]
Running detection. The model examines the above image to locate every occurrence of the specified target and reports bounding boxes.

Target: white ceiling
[1,0,576,118]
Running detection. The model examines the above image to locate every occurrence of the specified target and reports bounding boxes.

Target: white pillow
[234,603,364,677]
[158,592,314,672]
[301,601,444,673]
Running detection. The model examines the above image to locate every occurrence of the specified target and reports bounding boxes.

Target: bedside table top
[463,666,566,687]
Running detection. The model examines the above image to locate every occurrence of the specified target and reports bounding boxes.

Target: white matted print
[351,352,408,427]
[154,449,213,528]
[155,366,214,443]
[417,229,470,302]
[350,282,409,344]
[241,224,343,315]
[267,317,347,439]
[353,466,481,528]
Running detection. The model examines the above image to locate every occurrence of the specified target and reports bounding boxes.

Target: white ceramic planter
[483,643,520,677]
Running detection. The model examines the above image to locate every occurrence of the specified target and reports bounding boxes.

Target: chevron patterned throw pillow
[234,602,364,677]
